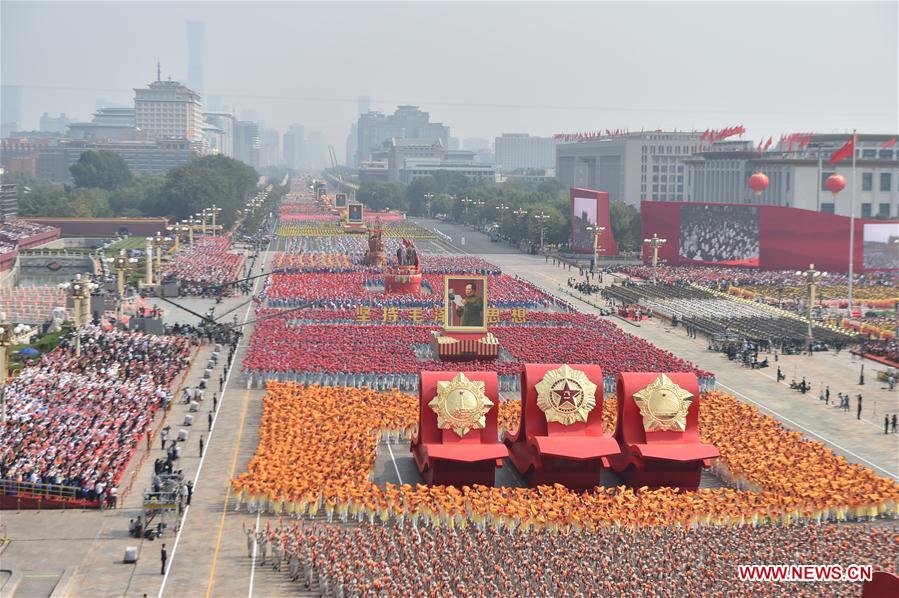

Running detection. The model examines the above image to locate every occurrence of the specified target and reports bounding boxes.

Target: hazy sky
[3,1,897,157]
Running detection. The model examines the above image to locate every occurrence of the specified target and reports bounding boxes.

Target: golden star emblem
[429,372,493,437]
[535,364,597,426]
[632,374,693,432]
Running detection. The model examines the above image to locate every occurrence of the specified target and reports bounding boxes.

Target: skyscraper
[283,124,306,170]
[186,21,205,99]
[134,71,204,143]
[1,85,23,138]
[358,95,371,116]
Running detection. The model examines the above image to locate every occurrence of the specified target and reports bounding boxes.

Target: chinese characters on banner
[353,306,528,324]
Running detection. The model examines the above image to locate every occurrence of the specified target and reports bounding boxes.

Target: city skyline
[3,1,897,163]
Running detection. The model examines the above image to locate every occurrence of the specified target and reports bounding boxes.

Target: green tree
[405,176,437,216]
[70,150,133,191]
[17,185,69,217]
[68,187,112,217]
[357,182,407,212]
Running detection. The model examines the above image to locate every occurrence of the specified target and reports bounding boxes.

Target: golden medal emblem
[632,374,693,432]
[429,372,494,437]
[535,364,597,426]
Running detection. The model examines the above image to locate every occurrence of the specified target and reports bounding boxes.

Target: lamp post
[424,193,435,218]
[534,211,551,253]
[643,233,668,284]
[208,205,222,236]
[0,317,14,426]
[60,274,94,357]
[196,212,208,236]
[153,231,166,273]
[145,237,154,286]
[109,251,138,324]
[513,208,528,244]
[585,225,606,273]
[800,263,824,346]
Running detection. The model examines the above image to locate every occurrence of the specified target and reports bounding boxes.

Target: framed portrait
[347,203,364,224]
[444,275,488,332]
[335,193,348,208]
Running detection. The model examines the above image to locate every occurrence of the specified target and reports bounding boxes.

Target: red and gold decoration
[825,173,847,197]
[632,373,693,432]
[505,364,619,489]
[535,364,597,426]
[411,371,507,486]
[609,372,718,490]
[384,239,421,293]
[432,275,501,361]
[429,373,493,438]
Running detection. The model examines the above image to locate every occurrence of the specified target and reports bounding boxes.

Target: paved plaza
[1,221,896,598]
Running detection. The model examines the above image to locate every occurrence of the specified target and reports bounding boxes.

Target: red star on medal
[552,381,581,409]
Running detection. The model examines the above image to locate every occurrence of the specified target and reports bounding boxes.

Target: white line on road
[386,442,405,485]
[247,511,261,598]
[717,382,898,480]
[158,246,270,598]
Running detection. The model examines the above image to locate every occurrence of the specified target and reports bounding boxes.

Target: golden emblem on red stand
[632,373,693,432]
[535,364,597,426]
[429,372,493,437]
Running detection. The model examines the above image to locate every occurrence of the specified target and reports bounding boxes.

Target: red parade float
[608,372,719,490]
[384,239,422,293]
[431,275,500,361]
[504,363,620,489]
[411,371,508,486]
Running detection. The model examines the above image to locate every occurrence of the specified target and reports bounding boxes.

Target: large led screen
[571,196,598,251]
[863,222,899,270]
[679,204,760,266]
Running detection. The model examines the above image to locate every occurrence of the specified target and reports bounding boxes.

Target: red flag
[882,137,897,148]
[763,137,773,150]
[828,135,854,164]
[757,141,763,155]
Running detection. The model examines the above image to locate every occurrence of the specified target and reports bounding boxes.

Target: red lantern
[747,172,769,196]
[825,174,846,196]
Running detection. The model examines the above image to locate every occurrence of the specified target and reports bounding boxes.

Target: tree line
[10,151,259,229]
[353,172,643,250]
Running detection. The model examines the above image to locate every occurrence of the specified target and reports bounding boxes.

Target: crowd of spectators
[0,327,194,502]
[0,219,57,246]
[161,235,245,296]
[862,339,899,364]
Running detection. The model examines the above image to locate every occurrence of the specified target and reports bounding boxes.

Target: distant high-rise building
[345,124,358,167]
[556,131,701,205]
[355,105,449,166]
[206,95,224,112]
[0,183,18,221]
[495,133,557,172]
[234,121,260,168]
[186,21,205,98]
[39,113,72,134]
[283,124,305,170]
[134,70,204,143]
[203,112,235,157]
[357,95,371,116]
[463,137,490,151]
[260,127,281,167]
[448,137,460,151]
[306,131,328,170]
[240,109,258,123]
[1,86,23,138]
[69,107,138,141]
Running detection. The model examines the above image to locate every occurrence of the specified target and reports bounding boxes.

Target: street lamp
[59,274,96,357]
[513,208,528,244]
[195,212,208,236]
[799,263,825,346]
[424,193,435,218]
[153,231,166,273]
[207,205,223,236]
[585,225,606,273]
[534,211,551,253]
[643,233,668,284]
[107,251,138,324]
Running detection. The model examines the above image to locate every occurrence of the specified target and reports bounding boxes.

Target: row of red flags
[827,135,896,165]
